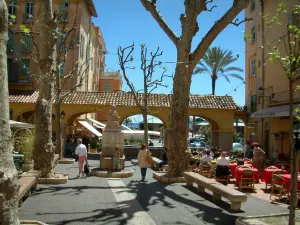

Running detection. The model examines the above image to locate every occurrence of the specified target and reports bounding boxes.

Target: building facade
[6,0,102,92]
[96,71,122,121]
[245,0,300,159]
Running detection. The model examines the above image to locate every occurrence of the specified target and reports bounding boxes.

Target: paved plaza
[19,160,289,225]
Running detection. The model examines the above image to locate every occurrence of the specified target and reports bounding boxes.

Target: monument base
[100,152,125,170]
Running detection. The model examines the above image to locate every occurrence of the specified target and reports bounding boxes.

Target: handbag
[146,152,153,165]
[73,152,78,162]
[84,160,90,176]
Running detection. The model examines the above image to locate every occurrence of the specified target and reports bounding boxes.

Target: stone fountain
[100,105,125,170]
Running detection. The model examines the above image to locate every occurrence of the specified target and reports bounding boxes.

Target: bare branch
[140,0,179,46]
[230,17,253,26]
[118,44,142,109]
[192,0,250,63]
[206,5,217,12]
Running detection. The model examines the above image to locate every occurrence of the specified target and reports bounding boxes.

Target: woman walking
[138,144,152,182]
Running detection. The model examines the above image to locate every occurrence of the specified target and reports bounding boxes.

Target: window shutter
[247,97,251,113]
[59,64,65,77]
[288,12,293,25]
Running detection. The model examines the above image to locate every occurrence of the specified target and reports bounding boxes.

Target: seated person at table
[202,151,213,163]
[213,150,221,159]
[215,152,230,178]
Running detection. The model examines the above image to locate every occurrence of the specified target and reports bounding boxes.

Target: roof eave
[86,0,98,17]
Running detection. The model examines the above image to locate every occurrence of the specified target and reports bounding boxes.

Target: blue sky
[93,0,246,106]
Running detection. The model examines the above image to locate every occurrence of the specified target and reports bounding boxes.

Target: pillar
[211,131,219,147]
[218,130,233,151]
[164,128,169,149]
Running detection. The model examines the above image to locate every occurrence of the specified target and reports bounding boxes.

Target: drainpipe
[260,0,265,147]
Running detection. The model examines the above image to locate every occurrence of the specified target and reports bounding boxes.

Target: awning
[251,104,300,118]
[10,120,35,129]
[78,121,102,137]
[87,118,106,128]
[88,117,133,131]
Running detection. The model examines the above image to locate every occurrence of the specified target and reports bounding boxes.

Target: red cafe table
[279,174,300,192]
[229,162,253,178]
[261,168,287,189]
[229,164,238,177]
[236,168,259,186]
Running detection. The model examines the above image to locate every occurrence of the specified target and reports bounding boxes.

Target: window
[7,31,14,52]
[8,1,17,21]
[288,11,300,26]
[251,0,255,10]
[250,26,256,42]
[247,95,257,113]
[20,34,32,52]
[24,2,34,22]
[20,59,31,83]
[59,1,69,23]
[59,63,65,77]
[104,81,111,92]
[80,35,85,59]
[251,59,256,76]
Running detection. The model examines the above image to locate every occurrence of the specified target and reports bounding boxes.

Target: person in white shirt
[215,152,230,177]
[202,151,213,163]
[75,138,87,178]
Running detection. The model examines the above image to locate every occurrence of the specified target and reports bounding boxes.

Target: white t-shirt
[75,144,87,157]
[216,157,230,166]
[202,155,213,163]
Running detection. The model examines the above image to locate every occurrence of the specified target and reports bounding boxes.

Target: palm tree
[124,118,132,126]
[193,47,244,95]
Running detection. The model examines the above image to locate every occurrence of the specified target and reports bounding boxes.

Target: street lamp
[60,111,66,120]
[293,122,300,150]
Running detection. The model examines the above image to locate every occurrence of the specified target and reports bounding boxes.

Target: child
[113,146,120,171]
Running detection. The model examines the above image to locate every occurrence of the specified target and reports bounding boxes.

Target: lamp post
[293,123,300,151]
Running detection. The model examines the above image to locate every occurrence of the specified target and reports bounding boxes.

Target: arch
[119,113,167,128]
[234,114,247,126]
[67,111,93,126]
[17,110,56,123]
[189,114,220,131]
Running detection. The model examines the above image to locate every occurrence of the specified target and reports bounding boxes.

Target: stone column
[164,128,169,149]
[211,131,219,147]
[218,130,234,151]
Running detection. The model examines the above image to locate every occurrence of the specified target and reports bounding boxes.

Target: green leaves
[20,24,30,34]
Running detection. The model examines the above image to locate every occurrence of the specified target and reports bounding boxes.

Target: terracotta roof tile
[9,90,238,109]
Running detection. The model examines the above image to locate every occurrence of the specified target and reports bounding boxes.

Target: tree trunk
[289,79,297,225]
[212,75,216,95]
[0,1,20,224]
[167,62,193,177]
[55,71,62,159]
[32,0,56,178]
[143,112,149,145]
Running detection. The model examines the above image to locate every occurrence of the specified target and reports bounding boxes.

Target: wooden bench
[18,170,41,207]
[151,157,163,171]
[184,172,247,211]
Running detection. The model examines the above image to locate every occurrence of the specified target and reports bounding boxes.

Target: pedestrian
[113,146,121,171]
[252,142,265,176]
[138,143,152,182]
[75,138,87,178]
[149,140,154,146]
